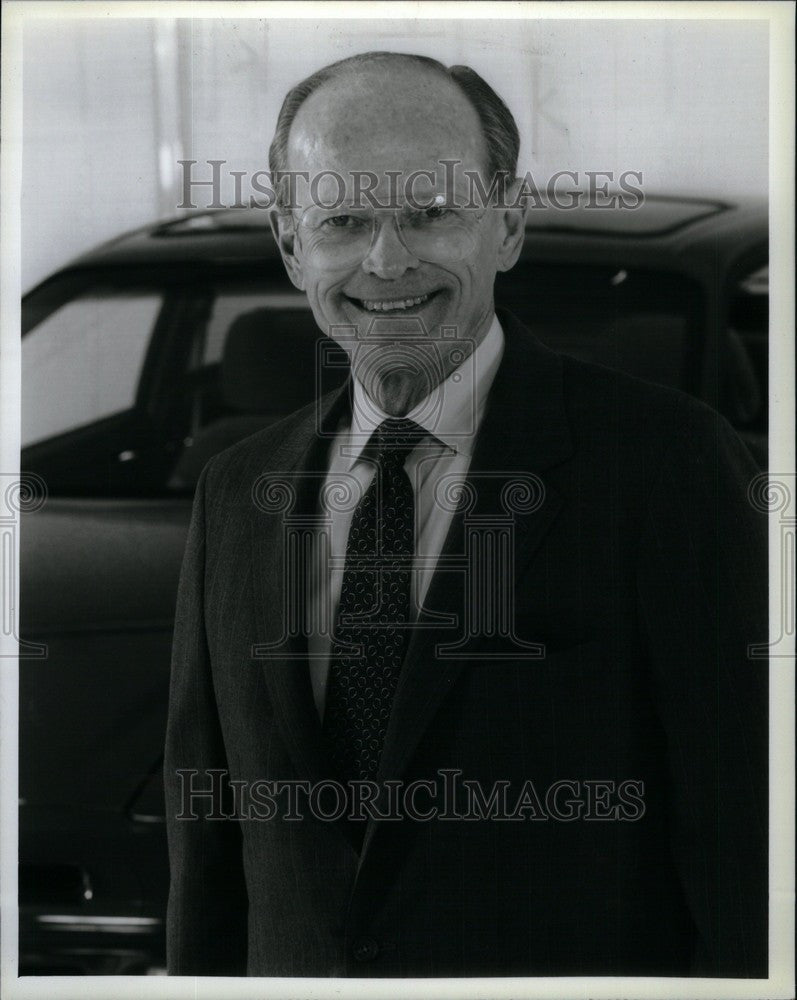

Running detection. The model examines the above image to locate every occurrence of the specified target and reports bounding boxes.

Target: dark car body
[19,196,768,973]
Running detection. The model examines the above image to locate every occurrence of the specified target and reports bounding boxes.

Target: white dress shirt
[306,314,505,720]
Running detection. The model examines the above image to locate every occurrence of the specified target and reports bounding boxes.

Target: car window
[22,290,162,446]
[167,289,347,491]
[199,292,309,367]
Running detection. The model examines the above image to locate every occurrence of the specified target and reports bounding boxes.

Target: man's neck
[358,309,498,418]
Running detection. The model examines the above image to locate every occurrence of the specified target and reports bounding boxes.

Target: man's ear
[269,209,306,290]
[495,178,529,273]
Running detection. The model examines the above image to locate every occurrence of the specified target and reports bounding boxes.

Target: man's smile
[344,290,441,313]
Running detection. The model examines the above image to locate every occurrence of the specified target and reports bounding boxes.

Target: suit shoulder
[200,397,320,497]
[559,351,733,448]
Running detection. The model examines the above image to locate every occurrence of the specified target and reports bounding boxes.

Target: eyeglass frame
[287,198,491,268]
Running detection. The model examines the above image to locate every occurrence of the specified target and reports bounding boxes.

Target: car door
[18,272,196,973]
[18,265,337,973]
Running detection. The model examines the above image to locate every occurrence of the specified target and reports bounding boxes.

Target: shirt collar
[344,314,505,470]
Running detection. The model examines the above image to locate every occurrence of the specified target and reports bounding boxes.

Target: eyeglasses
[294,202,488,270]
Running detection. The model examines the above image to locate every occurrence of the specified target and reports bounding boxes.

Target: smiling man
[165,52,768,979]
[270,55,521,418]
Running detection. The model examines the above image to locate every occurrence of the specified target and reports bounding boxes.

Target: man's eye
[424,205,451,220]
[322,215,355,228]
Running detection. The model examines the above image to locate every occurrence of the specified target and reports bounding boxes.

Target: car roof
[53,192,768,278]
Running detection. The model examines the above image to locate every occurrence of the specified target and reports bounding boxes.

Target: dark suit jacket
[164,310,768,978]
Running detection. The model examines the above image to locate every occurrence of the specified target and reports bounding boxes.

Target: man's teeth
[359,293,431,312]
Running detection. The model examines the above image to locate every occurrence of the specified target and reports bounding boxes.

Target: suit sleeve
[164,458,248,975]
[636,403,768,977]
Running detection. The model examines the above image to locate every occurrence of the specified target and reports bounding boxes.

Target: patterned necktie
[323,417,425,784]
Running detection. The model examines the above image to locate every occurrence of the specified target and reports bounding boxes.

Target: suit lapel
[250,385,350,791]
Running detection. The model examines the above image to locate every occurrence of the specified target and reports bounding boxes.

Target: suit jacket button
[352,936,379,962]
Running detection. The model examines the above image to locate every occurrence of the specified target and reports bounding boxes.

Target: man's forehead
[286,64,488,181]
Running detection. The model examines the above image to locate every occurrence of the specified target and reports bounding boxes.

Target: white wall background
[22,16,769,292]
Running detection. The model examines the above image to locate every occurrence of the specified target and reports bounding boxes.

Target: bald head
[269,51,519,197]
[286,60,489,184]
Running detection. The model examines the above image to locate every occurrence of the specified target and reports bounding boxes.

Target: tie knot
[374,418,426,466]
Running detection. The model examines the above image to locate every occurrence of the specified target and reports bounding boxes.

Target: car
[18,194,768,973]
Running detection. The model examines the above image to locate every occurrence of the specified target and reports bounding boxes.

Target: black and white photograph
[0,2,794,998]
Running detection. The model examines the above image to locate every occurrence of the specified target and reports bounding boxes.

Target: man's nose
[361,215,420,279]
